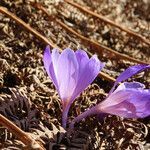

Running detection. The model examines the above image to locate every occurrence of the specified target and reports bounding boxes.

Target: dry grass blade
[65,0,150,46]
[35,3,148,64]
[0,114,44,150]
[0,6,60,50]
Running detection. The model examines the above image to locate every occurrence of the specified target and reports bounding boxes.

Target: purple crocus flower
[43,46,104,128]
[70,64,150,128]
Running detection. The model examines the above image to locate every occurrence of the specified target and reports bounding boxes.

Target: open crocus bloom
[70,64,150,128]
[98,82,150,118]
[98,64,150,118]
[43,46,104,128]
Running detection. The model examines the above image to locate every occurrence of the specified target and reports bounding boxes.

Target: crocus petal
[75,50,89,73]
[100,82,146,107]
[109,64,150,95]
[113,82,145,93]
[51,48,60,75]
[56,48,79,101]
[50,48,61,89]
[43,46,60,89]
[43,46,52,77]
[99,82,150,118]
[71,53,104,102]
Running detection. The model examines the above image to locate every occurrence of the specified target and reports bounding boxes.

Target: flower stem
[62,103,70,128]
[69,105,98,128]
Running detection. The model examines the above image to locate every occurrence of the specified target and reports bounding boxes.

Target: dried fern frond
[0,88,39,131]
[99,116,148,149]
[29,121,100,149]
[28,122,66,149]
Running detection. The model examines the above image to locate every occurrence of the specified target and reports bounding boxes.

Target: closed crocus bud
[43,46,104,128]
[70,64,150,128]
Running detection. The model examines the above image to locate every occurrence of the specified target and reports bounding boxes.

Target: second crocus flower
[70,64,150,128]
[43,46,104,128]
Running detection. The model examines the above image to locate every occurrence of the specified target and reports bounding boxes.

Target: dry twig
[65,0,150,46]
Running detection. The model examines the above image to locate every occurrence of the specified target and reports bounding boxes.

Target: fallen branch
[0,114,44,150]
[0,6,60,50]
[64,0,150,46]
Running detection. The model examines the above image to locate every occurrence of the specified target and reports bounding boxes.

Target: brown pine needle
[64,0,150,46]
[0,6,60,50]
[0,114,44,150]
[34,3,148,65]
